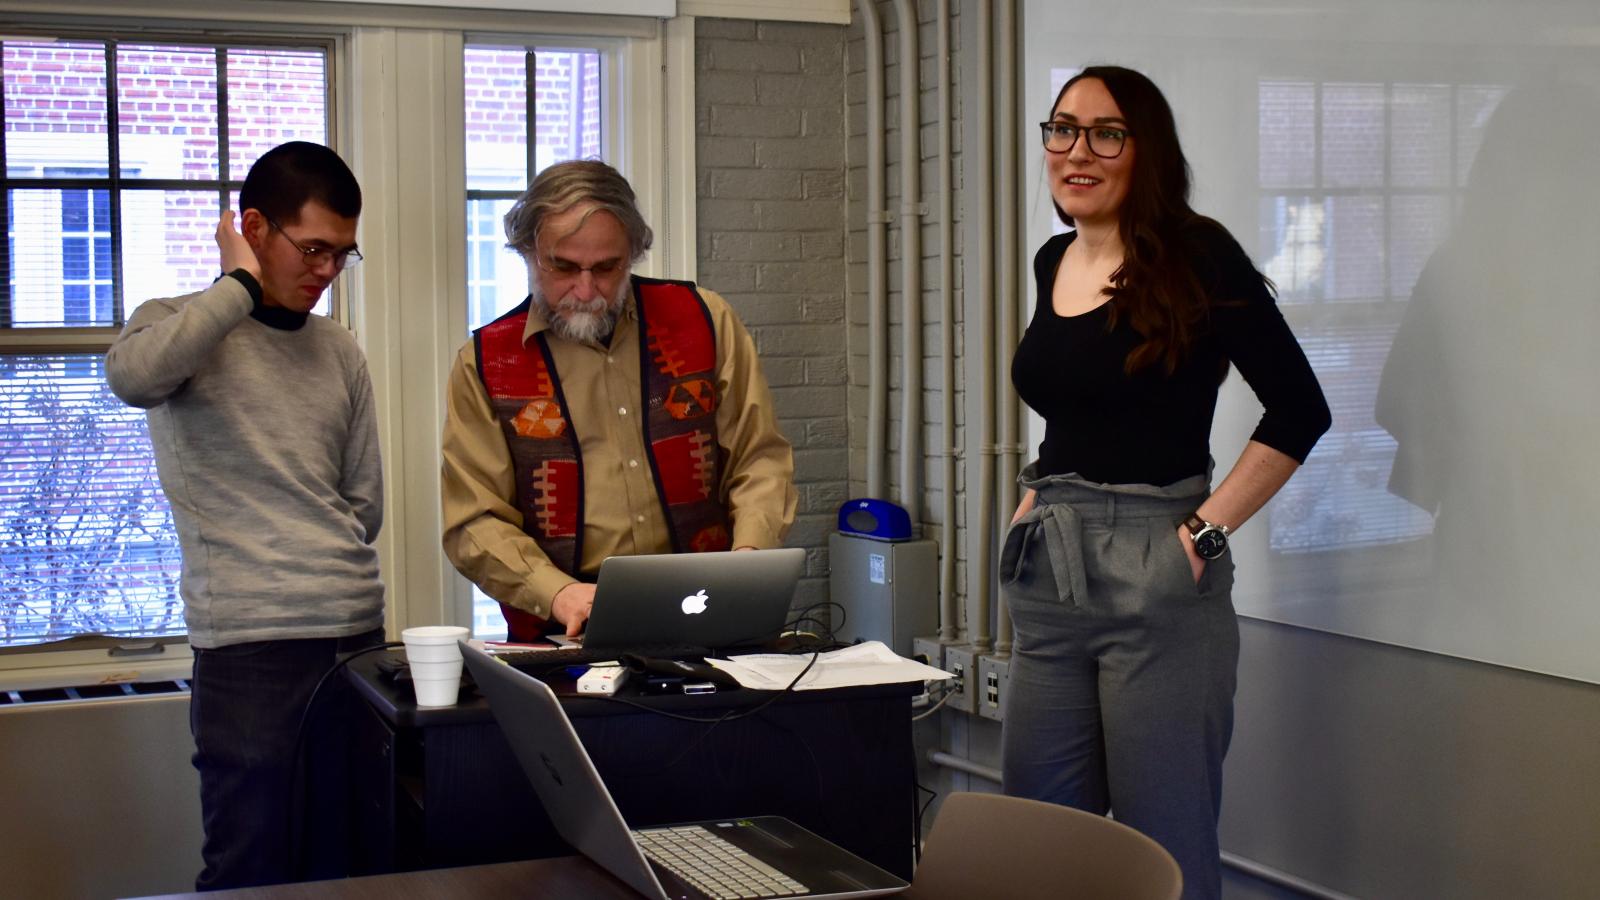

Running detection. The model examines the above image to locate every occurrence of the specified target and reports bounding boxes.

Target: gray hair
[502,160,653,262]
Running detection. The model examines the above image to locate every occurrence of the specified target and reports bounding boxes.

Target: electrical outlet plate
[943,645,977,714]
[976,654,1010,722]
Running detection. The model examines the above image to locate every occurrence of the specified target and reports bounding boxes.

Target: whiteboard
[1020,0,1600,683]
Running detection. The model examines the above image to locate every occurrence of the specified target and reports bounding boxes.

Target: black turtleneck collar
[225,269,310,331]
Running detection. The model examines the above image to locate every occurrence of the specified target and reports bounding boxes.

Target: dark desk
[130,857,638,899]
[344,651,916,880]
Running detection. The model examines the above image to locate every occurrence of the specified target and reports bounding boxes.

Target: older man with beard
[441,160,797,639]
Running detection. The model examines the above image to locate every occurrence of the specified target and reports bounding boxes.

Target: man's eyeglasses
[1038,121,1131,159]
[266,217,363,271]
[532,246,627,283]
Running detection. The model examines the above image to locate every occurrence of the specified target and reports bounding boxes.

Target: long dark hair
[1052,66,1232,375]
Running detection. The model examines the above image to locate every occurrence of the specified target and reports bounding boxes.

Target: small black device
[642,674,690,694]
[641,676,719,695]
[622,653,742,689]
[1183,514,1231,561]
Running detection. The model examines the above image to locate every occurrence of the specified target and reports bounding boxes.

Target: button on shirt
[440,284,797,620]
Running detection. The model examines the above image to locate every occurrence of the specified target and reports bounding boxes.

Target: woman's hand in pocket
[1177,524,1205,584]
[1011,489,1037,526]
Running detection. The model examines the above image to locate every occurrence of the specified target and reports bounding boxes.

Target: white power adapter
[576,661,628,696]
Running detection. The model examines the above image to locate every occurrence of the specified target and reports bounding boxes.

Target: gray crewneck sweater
[106,275,385,648]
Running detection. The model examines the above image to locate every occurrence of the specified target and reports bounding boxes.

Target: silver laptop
[582,548,806,651]
[460,642,908,900]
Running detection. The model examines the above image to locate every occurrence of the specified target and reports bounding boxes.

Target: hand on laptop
[552,582,595,634]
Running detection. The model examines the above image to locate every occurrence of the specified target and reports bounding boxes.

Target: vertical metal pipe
[936,0,957,643]
[994,0,1018,655]
[970,0,995,654]
[890,0,923,525]
[858,0,889,499]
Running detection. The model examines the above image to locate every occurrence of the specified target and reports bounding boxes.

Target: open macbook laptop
[581,548,806,651]
[461,642,907,900]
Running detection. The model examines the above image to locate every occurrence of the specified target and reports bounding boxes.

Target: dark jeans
[189,628,385,891]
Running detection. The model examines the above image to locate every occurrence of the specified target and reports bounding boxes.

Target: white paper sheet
[707,640,955,691]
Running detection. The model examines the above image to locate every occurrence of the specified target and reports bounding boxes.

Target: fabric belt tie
[1014,502,1087,604]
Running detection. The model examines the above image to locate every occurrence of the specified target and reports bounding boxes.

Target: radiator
[0,685,202,900]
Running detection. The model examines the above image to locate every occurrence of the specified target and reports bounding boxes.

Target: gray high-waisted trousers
[1000,464,1239,900]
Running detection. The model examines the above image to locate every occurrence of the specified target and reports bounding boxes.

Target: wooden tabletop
[125,856,643,900]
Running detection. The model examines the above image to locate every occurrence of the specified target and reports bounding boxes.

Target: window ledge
[0,647,194,693]
[679,0,848,23]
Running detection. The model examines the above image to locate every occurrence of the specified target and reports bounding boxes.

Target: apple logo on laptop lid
[681,589,709,615]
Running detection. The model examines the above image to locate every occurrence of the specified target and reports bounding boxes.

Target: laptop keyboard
[635,825,809,898]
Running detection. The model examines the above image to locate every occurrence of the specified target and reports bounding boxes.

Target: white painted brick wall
[696,18,849,612]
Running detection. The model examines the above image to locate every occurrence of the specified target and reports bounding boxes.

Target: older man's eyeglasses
[532,247,627,283]
[266,217,363,271]
[1038,121,1131,159]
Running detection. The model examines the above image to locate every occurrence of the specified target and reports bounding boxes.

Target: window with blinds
[0,354,181,642]
[1,37,330,648]
[464,43,603,328]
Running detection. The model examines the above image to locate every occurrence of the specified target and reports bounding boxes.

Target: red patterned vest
[472,277,733,640]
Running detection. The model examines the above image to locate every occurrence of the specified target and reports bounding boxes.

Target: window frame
[0,10,691,687]
[0,31,345,334]
[435,24,692,633]
[0,28,342,682]
[462,39,611,331]
[461,25,692,281]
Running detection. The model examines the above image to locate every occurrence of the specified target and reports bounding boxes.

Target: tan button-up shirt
[441,284,797,620]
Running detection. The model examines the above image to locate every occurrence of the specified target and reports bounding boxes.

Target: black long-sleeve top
[1012,225,1331,486]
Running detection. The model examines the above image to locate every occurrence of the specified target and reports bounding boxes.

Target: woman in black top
[1002,66,1329,900]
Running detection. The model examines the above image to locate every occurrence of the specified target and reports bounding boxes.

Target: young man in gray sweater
[106,142,384,891]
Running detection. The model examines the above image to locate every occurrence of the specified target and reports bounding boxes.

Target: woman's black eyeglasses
[1038,121,1131,159]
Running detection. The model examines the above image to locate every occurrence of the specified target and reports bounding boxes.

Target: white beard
[533,274,631,344]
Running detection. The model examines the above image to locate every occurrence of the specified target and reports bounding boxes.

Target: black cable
[782,600,848,646]
[749,706,836,835]
[286,640,403,881]
[593,648,821,778]
[589,596,843,727]
[914,779,938,863]
[911,683,959,721]
[783,616,845,647]
[599,647,820,724]
[508,601,843,777]
[906,683,940,867]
